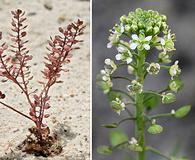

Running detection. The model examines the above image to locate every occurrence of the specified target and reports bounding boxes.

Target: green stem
[118,117,136,125]
[112,89,134,102]
[146,146,172,160]
[149,113,173,120]
[112,76,132,83]
[135,51,146,160]
[135,93,145,160]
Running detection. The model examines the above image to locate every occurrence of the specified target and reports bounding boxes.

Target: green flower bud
[158,52,171,63]
[169,79,183,92]
[147,124,163,134]
[125,25,131,32]
[153,26,160,34]
[131,24,138,32]
[175,105,191,118]
[162,93,176,104]
[120,15,127,23]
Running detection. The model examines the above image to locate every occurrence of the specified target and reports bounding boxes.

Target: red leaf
[21,31,27,37]
[44,114,50,118]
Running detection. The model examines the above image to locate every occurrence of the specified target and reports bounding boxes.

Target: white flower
[127,80,143,95]
[105,58,111,65]
[129,137,138,145]
[115,46,132,64]
[171,109,175,115]
[169,61,181,79]
[130,34,152,51]
[147,62,161,75]
[111,97,126,115]
[104,59,117,74]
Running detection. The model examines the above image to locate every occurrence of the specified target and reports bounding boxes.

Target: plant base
[18,127,62,157]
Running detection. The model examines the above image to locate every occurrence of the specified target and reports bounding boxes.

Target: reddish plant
[0,9,85,156]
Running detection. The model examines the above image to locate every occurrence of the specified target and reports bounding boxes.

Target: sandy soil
[0,0,90,159]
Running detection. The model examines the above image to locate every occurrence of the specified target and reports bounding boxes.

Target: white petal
[107,42,112,48]
[120,25,125,33]
[132,34,139,40]
[100,69,106,75]
[126,57,132,64]
[105,58,111,65]
[175,60,179,65]
[144,44,150,50]
[145,36,152,41]
[117,46,125,53]
[115,54,122,60]
[167,33,171,39]
[172,69,177,75]
[130,43,138,50]
[160,38,165,46]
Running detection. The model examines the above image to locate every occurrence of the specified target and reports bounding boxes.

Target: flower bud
[169,61,181,79]
[169,79,183,92]
[147,124,163,134]
[162,93,176,104]
[153,26,160,34]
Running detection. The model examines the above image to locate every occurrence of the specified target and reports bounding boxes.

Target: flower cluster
[97,8,190,160]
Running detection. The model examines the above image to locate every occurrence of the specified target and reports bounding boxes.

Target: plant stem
[135,93,145,160]
[135,51,146,160]
[146,146,172,160]
[0,101,32,121]
[149,113,173,119]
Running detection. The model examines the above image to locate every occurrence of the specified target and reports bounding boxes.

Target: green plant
[97,8,190,160]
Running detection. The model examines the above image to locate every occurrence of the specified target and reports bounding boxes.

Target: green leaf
[97,145,112,155]
[162,93,176,104]
[143,92,161,110]
[147,124,163,134]
[175,105,191,118]
[169,79,183,92]
[101,123,118,128]
[109,130,128,147]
